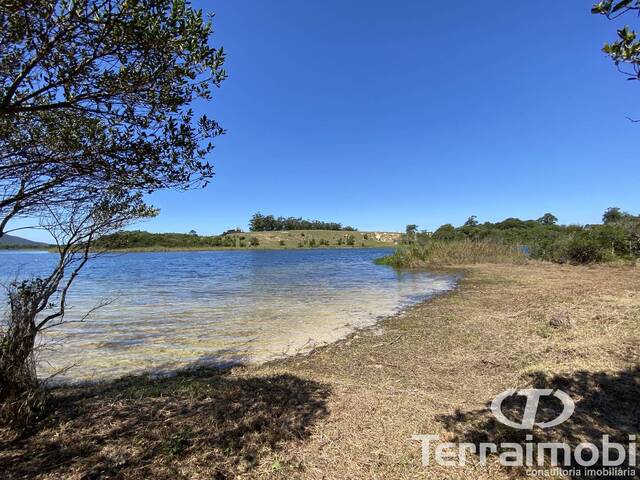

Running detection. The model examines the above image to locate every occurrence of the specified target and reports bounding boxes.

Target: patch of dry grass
[1,262,639,479]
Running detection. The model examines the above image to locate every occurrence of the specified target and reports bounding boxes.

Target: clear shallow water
[0,248,456,382]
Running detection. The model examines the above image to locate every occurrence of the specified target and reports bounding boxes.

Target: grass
[1,262,639,478]
[375,240,527,267]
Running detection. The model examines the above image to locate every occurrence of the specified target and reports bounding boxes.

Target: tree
[537,213,558,225]
[1,195,154,428]
[248,212,353,231]
[463,216,478,227]
[0,0,226,236]
[0,0,225,427]
[432,223,458,241]
[405,224,418,243]
[603,207,625,224]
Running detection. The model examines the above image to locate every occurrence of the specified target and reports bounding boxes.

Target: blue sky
[19,1,640,240]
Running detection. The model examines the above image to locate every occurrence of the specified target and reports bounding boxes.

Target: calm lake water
[0,248,456,382]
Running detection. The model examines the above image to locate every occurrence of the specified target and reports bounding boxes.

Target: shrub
[406,209,640,265]
[564,236,608,264]
[249,237,260,247]
[542,232,612,264]
[221,236,236,247]
[278,240,286,246]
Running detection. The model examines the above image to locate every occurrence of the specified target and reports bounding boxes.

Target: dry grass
[376,240,527,267]
[1,262,639,479]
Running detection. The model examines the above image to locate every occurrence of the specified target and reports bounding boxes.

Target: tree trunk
[0,286,43,429]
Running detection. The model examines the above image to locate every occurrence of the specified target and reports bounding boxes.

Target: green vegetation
[249,212,356,231]
[93,229,399,251]
[592,1,640,83]
[381,208,640,267]
[94,231,237,250]
[376,241,526,267]
[0,0,227,429]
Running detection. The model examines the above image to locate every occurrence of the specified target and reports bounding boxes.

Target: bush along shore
[379,208,640,267]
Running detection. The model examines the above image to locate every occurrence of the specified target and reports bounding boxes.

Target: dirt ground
[1,262,639,479]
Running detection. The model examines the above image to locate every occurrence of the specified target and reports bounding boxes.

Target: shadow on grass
[437,367,640,479]
[0,361,330,479]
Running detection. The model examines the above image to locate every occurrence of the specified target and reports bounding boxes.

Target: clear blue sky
[20,1,640,240]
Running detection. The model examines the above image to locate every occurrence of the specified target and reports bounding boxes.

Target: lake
[0,248,456,382]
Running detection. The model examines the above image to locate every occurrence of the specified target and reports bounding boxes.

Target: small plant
[164,428,193,457]
[249,237,260,247]
[279,240,286,246]
[297,241,304,248]
[336,238,343,246]
[319,238,329,246]
[346,234,355,246]
[309,238,317,247]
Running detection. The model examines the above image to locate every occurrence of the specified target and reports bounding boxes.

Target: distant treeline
[94,230,245,249]
[0,243,49,250]
[249,212,356,232]
[403,208,640,264]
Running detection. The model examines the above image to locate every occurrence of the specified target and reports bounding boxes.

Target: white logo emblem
[490,388,575,430]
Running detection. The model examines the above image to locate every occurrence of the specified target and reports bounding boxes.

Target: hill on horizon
[0,234,49,248]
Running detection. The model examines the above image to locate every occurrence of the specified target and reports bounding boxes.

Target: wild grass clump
[375,240,526,267]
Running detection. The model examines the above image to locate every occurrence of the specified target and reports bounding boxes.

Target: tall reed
[376,240,526,267]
